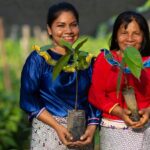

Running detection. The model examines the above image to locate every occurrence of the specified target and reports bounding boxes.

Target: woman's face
[47,11,79,47]
[117,20,143,51]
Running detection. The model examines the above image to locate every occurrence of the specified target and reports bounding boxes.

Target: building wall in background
[0,0,146,37]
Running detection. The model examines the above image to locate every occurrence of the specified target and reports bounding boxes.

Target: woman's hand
[110,105,138,127]
[131,107,150,128]
[120,108,138,127]
[55,124,75,147]
[80,125,96,145]
[37,110,75,147]
[68,125,96,148]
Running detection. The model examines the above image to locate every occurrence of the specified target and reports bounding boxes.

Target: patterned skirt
[30,117,93,150]
[100,119,150,150]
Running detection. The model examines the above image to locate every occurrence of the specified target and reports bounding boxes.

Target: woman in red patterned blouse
[88,11,150,150]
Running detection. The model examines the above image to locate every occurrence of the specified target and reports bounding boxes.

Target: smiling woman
[47,9,79,55]
[20,2,100,150]
[117,19,143,51]
[88,11,150,150]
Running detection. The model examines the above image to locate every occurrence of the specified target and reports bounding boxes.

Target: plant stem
[124,73,129,89]
[75,71,78,110]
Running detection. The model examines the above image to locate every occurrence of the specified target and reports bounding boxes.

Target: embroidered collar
[32,45,93,72]
[101,48,150,73]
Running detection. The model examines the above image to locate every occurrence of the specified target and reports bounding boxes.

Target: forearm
[110,105,124,119]
[37,109,60,131]
[86,124,97,135]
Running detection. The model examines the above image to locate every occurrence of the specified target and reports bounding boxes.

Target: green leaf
[6,121,17,132]
[60,39,73,52]
[0,129,8,136]
[1,136,17,147]
[78,51,88,57]
[52,54,71,80]
[74,38,88,53]
[124,47,143,79]
[125,58,142,79]
[78,57,89,70]
[40,45,52,51]
[124,46,143,68]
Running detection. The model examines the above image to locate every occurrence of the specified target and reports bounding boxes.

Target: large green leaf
[52,54,71,80]
[40,45,52,51]
[60,39,73,52]
[124,46,143,68]
[74,38,88,53]
[124,47,143,79]
[124,57,142,79]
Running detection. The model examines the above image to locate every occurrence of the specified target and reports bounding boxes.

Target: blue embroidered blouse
[20,49,100,124]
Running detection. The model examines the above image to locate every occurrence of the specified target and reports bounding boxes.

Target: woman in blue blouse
[20,2,100,150]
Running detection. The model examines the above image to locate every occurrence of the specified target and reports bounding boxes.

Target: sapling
[52,38,93,141]
[105,46,143,122]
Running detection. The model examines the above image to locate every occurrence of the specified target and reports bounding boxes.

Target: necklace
[32,45,93,72]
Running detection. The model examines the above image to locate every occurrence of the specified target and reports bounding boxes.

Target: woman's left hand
[68,125,96,148]
[132,107,150,128]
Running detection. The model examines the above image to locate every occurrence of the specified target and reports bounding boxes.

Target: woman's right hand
[55,124,75,147]
[37,110,76,147]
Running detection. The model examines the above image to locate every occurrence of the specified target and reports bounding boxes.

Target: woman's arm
[88,52,120,114]
[37,109,74,146]
[110,105,138,127]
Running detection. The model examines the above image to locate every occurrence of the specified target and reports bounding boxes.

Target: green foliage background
[0,1,149,149]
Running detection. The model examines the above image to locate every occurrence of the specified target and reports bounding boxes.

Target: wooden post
[33,25,41,43]
[0,17,12,92]
[40,30,49,45]
[20,25,31,60]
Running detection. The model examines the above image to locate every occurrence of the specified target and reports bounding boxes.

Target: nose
[127,34,134,41]
[65,25,73,33]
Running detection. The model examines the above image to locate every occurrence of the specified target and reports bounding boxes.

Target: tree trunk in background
[20,25,31,60]
[0,18,12,92]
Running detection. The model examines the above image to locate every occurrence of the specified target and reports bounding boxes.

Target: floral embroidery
[33,44,93,73]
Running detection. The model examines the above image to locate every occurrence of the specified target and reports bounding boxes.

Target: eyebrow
[56,20,77,24]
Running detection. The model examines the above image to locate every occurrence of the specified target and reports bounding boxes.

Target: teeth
[126,45,134,47]
[63,36,73,38]
[63,37,74,40]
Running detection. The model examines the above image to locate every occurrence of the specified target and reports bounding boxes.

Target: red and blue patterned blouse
[88,49,150,120]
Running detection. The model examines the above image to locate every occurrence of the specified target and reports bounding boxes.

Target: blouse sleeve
[88,52,119,114]
[87,104,101,125]
[87,58,101,125]
[20,51,45,121]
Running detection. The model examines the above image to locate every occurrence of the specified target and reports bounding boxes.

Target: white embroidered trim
[100,118,128,129]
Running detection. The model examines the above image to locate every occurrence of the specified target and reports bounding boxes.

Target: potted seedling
[33,38,92,141]
[33,38,92,140]
[105,46,143,122]
[51,38,93,141]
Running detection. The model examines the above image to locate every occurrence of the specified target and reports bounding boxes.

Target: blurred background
[0,0,150,149]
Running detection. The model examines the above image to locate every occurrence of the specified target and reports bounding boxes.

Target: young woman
[20,2,100,150]
[88,11,150,150]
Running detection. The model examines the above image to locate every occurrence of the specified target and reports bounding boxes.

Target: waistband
[100,118,128,129]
